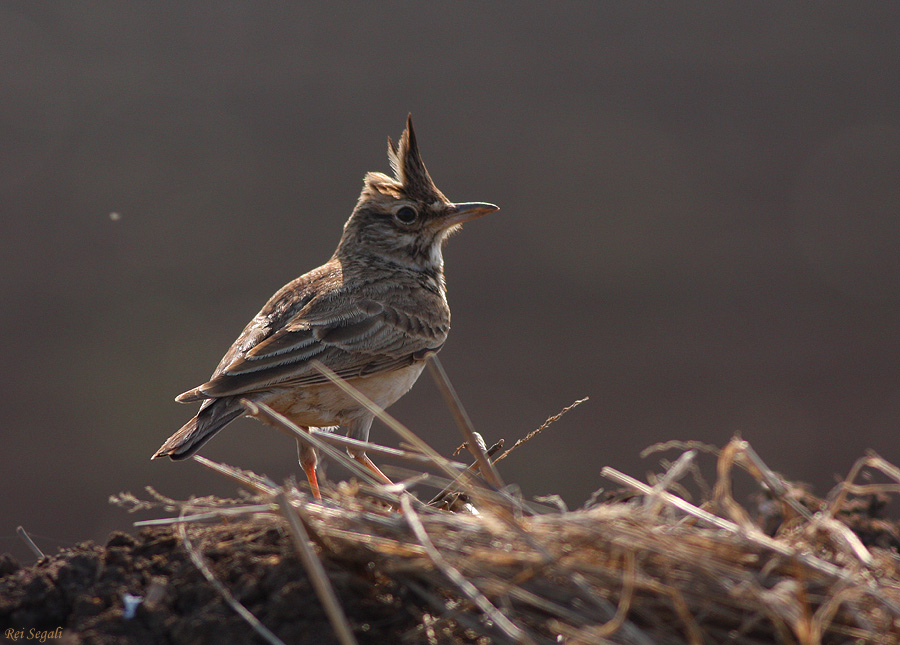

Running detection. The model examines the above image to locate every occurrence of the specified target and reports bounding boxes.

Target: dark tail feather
[151,398,244,461]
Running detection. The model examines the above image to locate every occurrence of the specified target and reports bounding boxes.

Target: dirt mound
[4,437,900,644]
[1,523,409,644]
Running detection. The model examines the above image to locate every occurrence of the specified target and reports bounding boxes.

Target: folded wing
[185,297,447,400]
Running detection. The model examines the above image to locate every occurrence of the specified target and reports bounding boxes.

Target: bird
[152,115,498,498]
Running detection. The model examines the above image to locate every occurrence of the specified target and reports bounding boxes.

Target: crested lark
[152,115,498,498]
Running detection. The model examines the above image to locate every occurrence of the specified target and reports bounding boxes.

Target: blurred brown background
[3,4,900,562]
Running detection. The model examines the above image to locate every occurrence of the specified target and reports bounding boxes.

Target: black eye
[394,206,418,224]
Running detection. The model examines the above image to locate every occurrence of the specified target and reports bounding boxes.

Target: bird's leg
[352,452,393,485]
[296,434,321,499]
[346,417,393,485]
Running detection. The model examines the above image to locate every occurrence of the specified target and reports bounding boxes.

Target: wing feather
[194,296,447,398]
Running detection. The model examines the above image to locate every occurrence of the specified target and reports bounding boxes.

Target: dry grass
[113,357,900,644]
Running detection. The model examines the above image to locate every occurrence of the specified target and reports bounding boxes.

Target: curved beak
[442,202,499,228]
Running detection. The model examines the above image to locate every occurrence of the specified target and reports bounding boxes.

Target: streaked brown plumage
[152,115,498,497]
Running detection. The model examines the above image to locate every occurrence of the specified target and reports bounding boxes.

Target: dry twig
[276,491,357,645]
[178,510,285,645]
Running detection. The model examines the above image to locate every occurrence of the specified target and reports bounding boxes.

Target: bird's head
[336,115,498,271]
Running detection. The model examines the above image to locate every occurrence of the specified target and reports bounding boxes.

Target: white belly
[351,362,427,409]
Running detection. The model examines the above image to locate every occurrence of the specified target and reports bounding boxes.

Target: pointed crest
[388,114,444,201]
[359,115,446,205]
